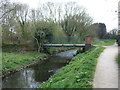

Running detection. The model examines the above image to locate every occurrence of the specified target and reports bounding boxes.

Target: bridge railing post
[84,35,91,51]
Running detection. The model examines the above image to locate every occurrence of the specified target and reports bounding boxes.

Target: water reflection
[55,49,77,58]
[2,49,77,88]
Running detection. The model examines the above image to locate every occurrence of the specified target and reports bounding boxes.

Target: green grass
[2,52,47,73]
[117,52,120,67]
[38,46,104,88]
[92,39,115,46]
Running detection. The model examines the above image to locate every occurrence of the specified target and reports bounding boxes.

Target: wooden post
[84,35,91,51]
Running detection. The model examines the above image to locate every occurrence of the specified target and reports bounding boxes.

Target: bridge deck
[43,44,85,48]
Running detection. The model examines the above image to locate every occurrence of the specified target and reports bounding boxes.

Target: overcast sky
[10,0,119,32]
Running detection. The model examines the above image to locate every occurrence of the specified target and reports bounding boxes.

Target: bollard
[84,35,91,51]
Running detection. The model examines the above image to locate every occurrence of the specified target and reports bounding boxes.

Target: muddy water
[2,49,77,88]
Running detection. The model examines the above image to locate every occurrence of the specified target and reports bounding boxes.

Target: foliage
[34,21,67,52]
[105,29,118,39]
[2,43,36,52]
[90,23,107,39]
[38,47,104,88]
[2,52,47,73]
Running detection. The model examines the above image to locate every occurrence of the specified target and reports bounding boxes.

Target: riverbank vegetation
[38,47,104,88]
[2,52,47,74]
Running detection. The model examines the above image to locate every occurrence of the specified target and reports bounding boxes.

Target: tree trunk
[37,43,41,52]
[33,36,41,52]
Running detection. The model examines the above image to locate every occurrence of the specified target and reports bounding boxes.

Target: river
[2,49,77,88]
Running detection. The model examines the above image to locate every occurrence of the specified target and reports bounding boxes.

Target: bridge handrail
[43,44,85,46]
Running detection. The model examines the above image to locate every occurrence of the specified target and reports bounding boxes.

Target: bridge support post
[84,35,91,51]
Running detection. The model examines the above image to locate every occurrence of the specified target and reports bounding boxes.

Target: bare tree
[15,3,29,39]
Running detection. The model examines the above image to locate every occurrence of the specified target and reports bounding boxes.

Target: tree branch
[0,8,15,19]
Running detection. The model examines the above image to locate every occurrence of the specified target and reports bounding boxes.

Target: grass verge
[2,52,47,74]
[38,46,104,88]
[92,39,115,46]
[117,51,120,67]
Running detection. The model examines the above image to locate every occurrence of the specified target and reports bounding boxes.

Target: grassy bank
[38,46,104,88]
[2,52,47,74]
[92,39,115,46]
[2,43,72,74]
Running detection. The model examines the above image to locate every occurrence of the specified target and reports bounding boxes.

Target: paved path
[93,44,118,88]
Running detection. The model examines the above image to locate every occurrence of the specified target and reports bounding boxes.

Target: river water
[2,49,77,88]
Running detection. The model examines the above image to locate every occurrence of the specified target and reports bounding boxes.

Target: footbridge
[43,44,86,48]
[43,35,92,51]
